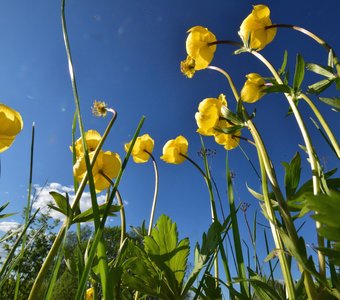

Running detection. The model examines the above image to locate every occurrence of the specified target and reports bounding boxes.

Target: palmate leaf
[144,214,190,295]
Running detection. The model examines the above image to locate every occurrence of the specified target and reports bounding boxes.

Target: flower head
[241,73,266,103]
[85,287,94,300]
[71,130,101,158]
[0,104,23,153]
[125,134,154,163]
[161,136,188,164]
[213,120,241,150]
[239,5,276,50]
[195,94,227,136]
[186,26,217,70]
[180,55,196,78]
[92,100,108,117]
[73,150,121,193]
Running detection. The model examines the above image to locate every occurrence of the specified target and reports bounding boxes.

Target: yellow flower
[241,73,266,103]
[71,130,101,158]
[0,104,23,153]
[195,94,227,136]
[214,120,241,150]
[186,26,217,70]
[85,287,94,300]
[161,136,188,164]
[124,134,154,163]
[239,5,276,50]
[73,150,121,193]
[180,55,196,78]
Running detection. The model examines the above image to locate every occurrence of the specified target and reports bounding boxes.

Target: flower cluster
[195,94,240,150]
[0,104,23,153]
[72,130,121,193]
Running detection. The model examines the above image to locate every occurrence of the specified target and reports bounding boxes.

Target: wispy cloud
[32,182,107,222]
[0,221,20,233]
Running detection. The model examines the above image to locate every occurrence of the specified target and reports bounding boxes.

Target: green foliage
[282,152,301,200]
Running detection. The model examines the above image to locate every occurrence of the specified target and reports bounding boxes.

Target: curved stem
[145,151,159,236]
[208,66,240,101]
[267,24,340,74]
[250,50,326,278]
[208,40,243,48]
[209,64,318,297]
[300,93,340,158]
[100,172,126,246]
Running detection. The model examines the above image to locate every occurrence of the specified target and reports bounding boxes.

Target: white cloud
[32,182,108,222]
[0,221,20,233]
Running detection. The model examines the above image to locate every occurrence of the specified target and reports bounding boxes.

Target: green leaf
[336,77,340,90]
[220,106,244,125]
[264,84,292,94]
[282,152,301,200]
[144,215,190,295]
[293,54,305,92]
[214,125,244,135]
[308,79,334,94]
[247,269,283,300]
[278,50,288,76]
[50,191,72,217]
[72,203,120,224]
[319,97,340,110]
[306,63,335,78]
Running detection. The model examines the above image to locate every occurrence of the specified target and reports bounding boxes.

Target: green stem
[250,50,326,278]
[75,117,145,300]
[267,24,340,75]
[14,123,35,300]
[300,93,340,158]
[101,172,126,246]
[146,152,159,236]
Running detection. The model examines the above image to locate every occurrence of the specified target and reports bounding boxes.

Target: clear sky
[0,0,339,277]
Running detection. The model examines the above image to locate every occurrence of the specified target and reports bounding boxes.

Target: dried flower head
[92,101,108,117]
[180,56,196,78]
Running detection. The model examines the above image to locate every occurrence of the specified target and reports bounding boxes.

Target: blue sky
[1,0,340,280]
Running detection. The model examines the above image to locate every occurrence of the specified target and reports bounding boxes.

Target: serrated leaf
[306,63,335,78]
[72,203,120,224]
[264,84,292,94]
[293,54,305,91]
[282,152,301,200]
[144,215,190,292]
[308,79,334,94]
[319,97,340,109]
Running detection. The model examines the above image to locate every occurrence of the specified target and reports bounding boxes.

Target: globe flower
[72,130,101,158]
[186,26,217,70]
[85,287,94,300]
[161,136,188,164]
[0,103,23,153]
[214,120,241,150]
[241,73,266,103]
[124,134,154,163]
[195,94,227,136]
[239,5,276,50]
[73,150,121,193]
